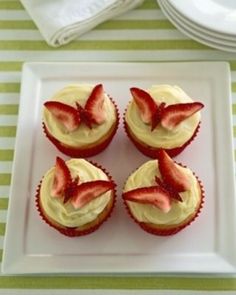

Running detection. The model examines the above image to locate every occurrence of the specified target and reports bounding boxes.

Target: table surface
[0,0,236,293]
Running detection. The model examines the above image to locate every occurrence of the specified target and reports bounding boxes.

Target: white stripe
[0,9,163,21]
[2,50,236,62]
[232,94,236,103]
[0,186,10,197]
[0,162,12,173]
[0,185,10,198]
[0,116,17,126]
[0,94,19,104]
[0,72,20,82]
[0,210,7,223]
[0,138,15,149]
[231,71,236,81]
[0,10,30,20]
[115,9,165,20]
[233,115,236,125]
[0,29,187,41]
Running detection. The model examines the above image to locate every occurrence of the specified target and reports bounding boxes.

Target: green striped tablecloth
[0,0,236,292]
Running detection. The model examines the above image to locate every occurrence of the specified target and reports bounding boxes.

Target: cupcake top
[40,157,115,227]
[123,150,202,226]
[125,85,204,149]
[43,84,117,148]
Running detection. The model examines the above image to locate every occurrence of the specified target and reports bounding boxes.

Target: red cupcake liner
[122,164,205,236]
[35,160,117,237]
[124,115,200,158]
[43,98,119,158]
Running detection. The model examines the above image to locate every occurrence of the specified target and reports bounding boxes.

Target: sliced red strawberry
[85,84,106,124]
[123,186,171,213]
[151,102,166,131]
[130,87,157,124]
[64,176,80,204]
[155,176,182,202]
[44,101,80,132]
[71,180,115,209]
[161,102,204,130]
[51,157,72,197]
[158,150,191,192]
[76,102,92,129]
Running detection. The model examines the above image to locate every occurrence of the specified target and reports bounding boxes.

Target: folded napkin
[20,0,144,47]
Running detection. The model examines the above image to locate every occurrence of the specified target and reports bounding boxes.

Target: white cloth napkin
[20,0,144,47]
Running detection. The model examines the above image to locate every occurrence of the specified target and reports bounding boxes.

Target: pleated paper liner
[35,160,117,237]
[123,111,201,158]
[43,98,119,158]
[122,164,205,236]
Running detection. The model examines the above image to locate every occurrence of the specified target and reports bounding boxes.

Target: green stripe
[233,104,236,115]
[0,277,236,290]
[232,82,236,92]
[0,40,209,50]
[230,61,236,71]
[0,20,36,30]
[138,0,160,9]
[0,223,5,235]
[233,126,236,137]
[98,20,174,30]
[0,83,20,93]
[0,126,16,137]
[0,249,2,262]
[0,149,14,161]
[0,174,11,185]
[0,20,174,30]
[0,62,22,71]
[0,104,18,115]
[0,198,8,210]
[0,1,23,10]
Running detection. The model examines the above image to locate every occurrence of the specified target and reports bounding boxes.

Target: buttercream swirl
[40,159,112,227]
[43,84,117,147]
[124,160,201,225]
[125,85,201,148]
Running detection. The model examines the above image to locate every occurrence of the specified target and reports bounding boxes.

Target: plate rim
[168,0,236,36]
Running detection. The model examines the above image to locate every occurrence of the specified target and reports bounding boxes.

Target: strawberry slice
[71,180,115,209]
[76,102,92,129]
[151,102,166,131]
[51,157,72,197]
[64,176,80,204]
[158,150,191,192]
[123,186,171,213]
[130,87,157,124]
[85,84,106,125]
[161,102,204,130]
[155,176,182,202]
[44,101,80,132]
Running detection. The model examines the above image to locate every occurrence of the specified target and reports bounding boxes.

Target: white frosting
[125,85,201,148]
[124,160,201,225]
[40,159,112,227]
[43,84,117,148]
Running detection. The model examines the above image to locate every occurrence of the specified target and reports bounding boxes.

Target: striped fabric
[0,0,236,292]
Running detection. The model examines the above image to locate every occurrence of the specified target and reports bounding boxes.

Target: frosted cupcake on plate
[43,84,119,157]
[124,85,204,157]
[122,150,204,236]
[36,157,116,237]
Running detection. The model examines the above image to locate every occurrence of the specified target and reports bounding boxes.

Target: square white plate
[2,62,236,275]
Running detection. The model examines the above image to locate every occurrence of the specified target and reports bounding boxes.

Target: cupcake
[36,157,116,237]
[122,150,204,236]
[124,85,204,157]
[43,84,119,157]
